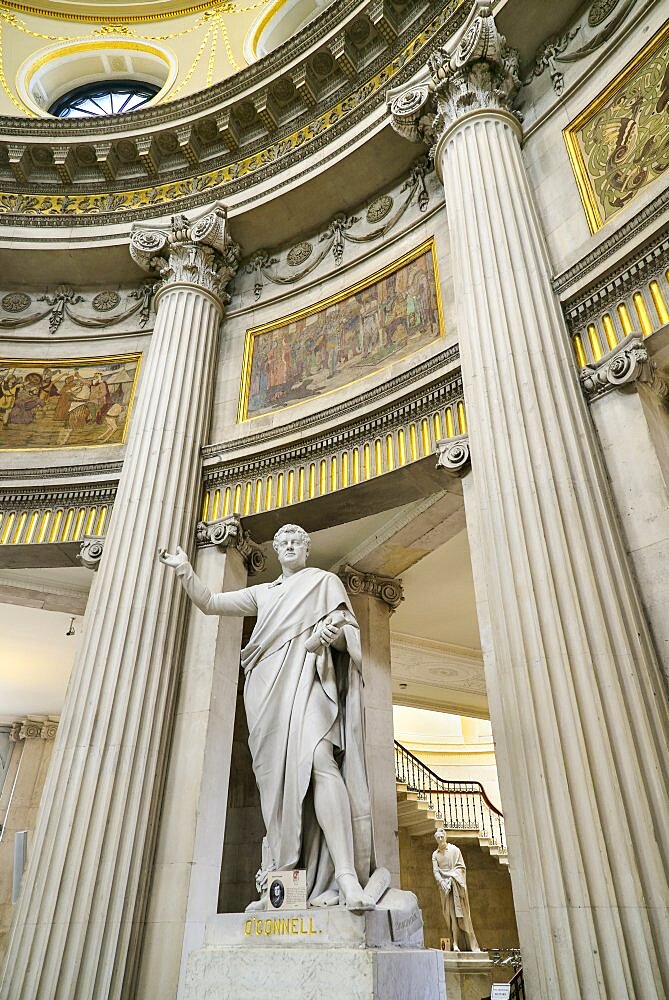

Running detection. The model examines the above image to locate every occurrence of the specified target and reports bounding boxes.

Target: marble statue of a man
[159,524,376,912]
[432,826,480,951]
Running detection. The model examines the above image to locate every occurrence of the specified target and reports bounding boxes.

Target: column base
[183,905,446,1000]
[443,952,503,1000]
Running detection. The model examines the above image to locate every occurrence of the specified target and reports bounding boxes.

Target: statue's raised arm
[160,523,378,912]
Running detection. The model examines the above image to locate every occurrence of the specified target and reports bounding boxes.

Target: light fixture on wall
[65,617,76,637]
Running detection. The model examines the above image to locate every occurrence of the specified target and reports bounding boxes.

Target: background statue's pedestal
[443,951,505,1000]
[184,904,446,1000]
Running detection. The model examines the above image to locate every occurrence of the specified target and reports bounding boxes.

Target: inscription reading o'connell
[243,916,322,937]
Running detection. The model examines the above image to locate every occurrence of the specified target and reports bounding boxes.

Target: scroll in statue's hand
[158,544,189,570]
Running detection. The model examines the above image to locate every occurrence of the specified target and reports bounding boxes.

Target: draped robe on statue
[175,562,374,903]
[432,843,479,951]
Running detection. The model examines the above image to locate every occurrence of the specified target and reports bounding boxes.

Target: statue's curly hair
[272,523,311,554]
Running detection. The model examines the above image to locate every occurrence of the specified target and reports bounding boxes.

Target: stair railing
[395,739,506,854]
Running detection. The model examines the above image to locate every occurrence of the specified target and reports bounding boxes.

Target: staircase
[395,740,509,867]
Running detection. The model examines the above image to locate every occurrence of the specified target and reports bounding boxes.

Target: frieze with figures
[563,19,669,231]
[238,239,444,422]
[0,354,140,450]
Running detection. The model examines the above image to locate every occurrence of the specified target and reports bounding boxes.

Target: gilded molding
[0,1,471,224]
[436,432,470,475]
[195,514,265,573]
[339,563,404,611]
[580,335,669,402]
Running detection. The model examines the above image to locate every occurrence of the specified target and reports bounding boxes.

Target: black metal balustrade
[394,740,506,854]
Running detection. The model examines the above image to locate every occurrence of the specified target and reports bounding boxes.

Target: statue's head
[434,826,447,846]
[273,524,310,571]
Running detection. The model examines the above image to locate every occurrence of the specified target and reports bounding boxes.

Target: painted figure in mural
[432,826,480,951]
[159,524,377,912]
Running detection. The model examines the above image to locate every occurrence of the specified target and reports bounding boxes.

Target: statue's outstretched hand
[158,544,189,570]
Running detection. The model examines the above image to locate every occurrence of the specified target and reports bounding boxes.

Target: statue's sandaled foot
[310,889,340,907]
[337,873,376,912]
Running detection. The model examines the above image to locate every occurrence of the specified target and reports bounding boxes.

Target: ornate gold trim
[0,1,251,25]
[0,9,448,218]
[0,351,141,451]
[237,237,445,423]
[563,19,669,234]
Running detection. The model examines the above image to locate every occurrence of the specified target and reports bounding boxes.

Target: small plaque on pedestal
[268,870,307,910]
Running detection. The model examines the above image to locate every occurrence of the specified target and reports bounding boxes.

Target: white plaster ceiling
[0,505,483,722]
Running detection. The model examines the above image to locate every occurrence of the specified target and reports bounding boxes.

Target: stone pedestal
[184,905,445,1000]
[443,952,500,1000]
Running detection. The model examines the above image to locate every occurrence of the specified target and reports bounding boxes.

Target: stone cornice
[0,1,472,226]
[339,564,404,611]
[204,346,461,462]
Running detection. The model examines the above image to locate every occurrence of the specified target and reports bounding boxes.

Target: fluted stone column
[0,206,240,1000]
[0,721,58,963]
[134,517,265,1000]
[340,566,404,889]
[580,338,669,690]
[390,5,669,998]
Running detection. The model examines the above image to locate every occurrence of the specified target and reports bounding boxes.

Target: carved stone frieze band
[130,205,240,302]
[78,536,106,571]
[339,564,404,611]
[580,335,669,402]
[195,514,265,574]
[388,3,521,154]
[0,283,153,334]
[436,433,471,475]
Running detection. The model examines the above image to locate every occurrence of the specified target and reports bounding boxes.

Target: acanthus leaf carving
[388,4,521,151]
[130,204,240,303]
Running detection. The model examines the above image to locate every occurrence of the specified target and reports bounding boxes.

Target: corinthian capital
[388,3,520,149]
[129,203,241,303]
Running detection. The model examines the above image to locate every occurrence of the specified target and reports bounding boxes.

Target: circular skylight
[49,80,159,119]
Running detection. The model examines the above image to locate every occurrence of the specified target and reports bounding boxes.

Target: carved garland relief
[564,19,669,232]
[238,239,445,421]
[0,354,140,450]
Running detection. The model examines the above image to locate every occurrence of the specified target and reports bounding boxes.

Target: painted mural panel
[239,240,443,421]
[0,355,140,450]
[564,20,669,232]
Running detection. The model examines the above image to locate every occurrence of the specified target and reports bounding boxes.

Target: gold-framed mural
[563,19,669,233]
[0,354,140,450]
[238,239,444,421]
